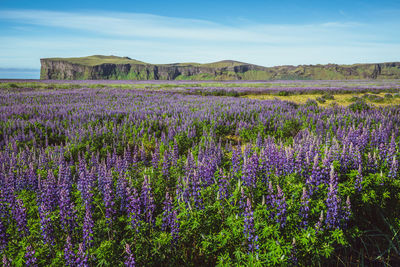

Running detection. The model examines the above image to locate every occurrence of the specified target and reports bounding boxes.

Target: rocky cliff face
[40,57,400,80]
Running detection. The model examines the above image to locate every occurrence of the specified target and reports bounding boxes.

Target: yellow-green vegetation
[201,60,248,68]
[244,93,400,107]
[159,60,247,68]
[43,55,147,66]
[43,56,248,69]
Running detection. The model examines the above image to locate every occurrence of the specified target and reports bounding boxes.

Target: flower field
[1,83,400,266]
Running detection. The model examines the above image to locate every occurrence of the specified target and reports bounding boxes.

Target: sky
[1,0,400,78]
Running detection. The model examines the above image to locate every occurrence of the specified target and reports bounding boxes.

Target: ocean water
[0,69,40,79]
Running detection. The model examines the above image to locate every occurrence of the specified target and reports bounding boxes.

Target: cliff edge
[40,55,400,80]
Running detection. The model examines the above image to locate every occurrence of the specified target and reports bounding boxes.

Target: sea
[0,68,40,79]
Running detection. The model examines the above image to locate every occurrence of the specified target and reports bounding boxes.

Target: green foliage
[316,96,326,103]
[304,98,318,107]
[349,99,371,112]
[322,93,335,100]
[278,91,290,96]
[384,93,393,99]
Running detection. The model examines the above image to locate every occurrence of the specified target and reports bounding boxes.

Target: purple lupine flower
[78,164,95,206]
[126,187,141,232]
[190,170,203,209]
[161,191,180,245]
[354,164,363,192]
[315,211,324,233]
[366,152,377,173]
[124,243,136,267]
[197,155,217,188]
[243,198,258,253]
[265,181,274,208]
[39,201,54,245]
[306,154,324,195]
[39,170,58,211]
[388,156,398,179]
[237,187,246,216]
[0,219,8,253]
[231,147,242,178]
[176,176,190,206]
[103,170,115,224]
[325,166,340,229]
[2,254,11,267]
[25,245,37,266]
[131,146,139,170]
[341,196,351,227]
[27,163,38,191]
[12,198,29,236]
[0,190,8,220]
[116,172,128,211]
[58,163,71,191]
[162,150,171,177]
[76,243,88,267]
[124,147,133,167]
[83,203,94,250]
[185,151,195,174]
[86,167,96,204]
[59,165,77,234]
[172,140,179,165]
[117,156,128,178]
[162,191,173,231]
[218,171,230,201]
[242,153,258,188]
[299,188,310,228]
[386,134,396,164]
[140,176,155,224]
[59,187,77,233]
[256,132,263,148]
[151,143,160,169]
[77,155,87,199]
[64,235,76,266]
[274,185,287,228]
[170,210,180,244]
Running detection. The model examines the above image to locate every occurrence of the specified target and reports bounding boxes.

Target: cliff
[40,55,400,80]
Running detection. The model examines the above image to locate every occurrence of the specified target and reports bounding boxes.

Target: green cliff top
[42,56,252,68]
[43,55,148,66]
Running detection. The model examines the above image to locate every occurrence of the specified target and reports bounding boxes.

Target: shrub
[349,99,371,112]
[362,94,370,99]
[278,91,290,96]
[384,93,393,99]
[322,93,335,100]
[304,99,318,107]
[349,96,362,102]
[368,94,384,103]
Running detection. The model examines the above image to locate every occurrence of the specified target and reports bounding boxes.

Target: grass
[201,60,249,68]
[43,56,251,69]
[43,55,147,66]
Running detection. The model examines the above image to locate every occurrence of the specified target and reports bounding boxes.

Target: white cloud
[0,9,372,44]
[0,9,399,69]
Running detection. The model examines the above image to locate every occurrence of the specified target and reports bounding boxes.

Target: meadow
[1,80,400,266]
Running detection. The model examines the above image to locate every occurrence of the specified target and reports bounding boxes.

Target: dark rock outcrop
[40,56,400,80]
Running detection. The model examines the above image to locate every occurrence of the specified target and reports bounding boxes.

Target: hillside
[40,55,400,80]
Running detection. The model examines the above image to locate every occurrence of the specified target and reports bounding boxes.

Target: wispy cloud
[0,10,374,44]
[0,9,399,69]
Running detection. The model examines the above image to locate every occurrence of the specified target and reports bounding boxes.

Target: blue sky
[1,0,400,78]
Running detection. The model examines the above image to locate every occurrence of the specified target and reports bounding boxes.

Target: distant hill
[40,55,400,80]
